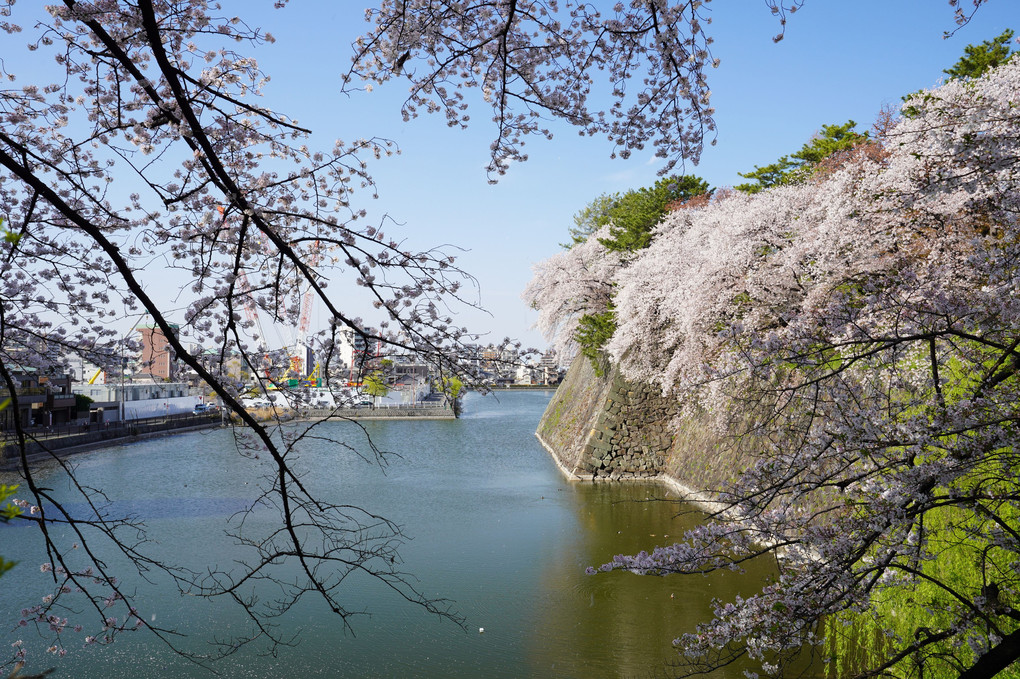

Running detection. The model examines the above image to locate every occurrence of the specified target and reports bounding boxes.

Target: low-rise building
[73,381,198,422]
[1,369,78,430]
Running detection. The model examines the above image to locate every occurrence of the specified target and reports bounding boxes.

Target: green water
[1,390,774,678]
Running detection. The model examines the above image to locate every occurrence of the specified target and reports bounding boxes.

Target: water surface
[1,390,772,678]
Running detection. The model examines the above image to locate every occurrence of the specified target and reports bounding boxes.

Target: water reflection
[526,482,777,679]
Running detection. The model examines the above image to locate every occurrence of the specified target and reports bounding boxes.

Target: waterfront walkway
[0,412,221,470]
[1,402,458,471]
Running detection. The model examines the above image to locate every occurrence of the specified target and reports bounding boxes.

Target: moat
[2,390,773,678]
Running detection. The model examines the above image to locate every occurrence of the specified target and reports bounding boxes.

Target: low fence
[1,412,221,466]
[303,401,456,420]
[361,401,451,410]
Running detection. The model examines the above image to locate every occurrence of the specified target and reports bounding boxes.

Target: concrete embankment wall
[536,357,756,502]
[1,417,222,471]
[304,406,456,420]
[4,405,457,471]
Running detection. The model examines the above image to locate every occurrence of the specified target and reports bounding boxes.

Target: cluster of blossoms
[11,562,143,666]
[9,497,38,514]
[347,0,723,177]
[530,55,1020,678]
[521,224,624,358]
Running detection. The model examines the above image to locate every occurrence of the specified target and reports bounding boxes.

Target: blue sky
[236,1,1017,350]
[10,1,1019,352]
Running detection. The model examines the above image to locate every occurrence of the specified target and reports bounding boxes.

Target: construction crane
[287,239,322,382]
[301,362,321,388]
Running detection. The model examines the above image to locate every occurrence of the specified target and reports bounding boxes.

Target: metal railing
[1,412,220,450]
[365,402,450,409]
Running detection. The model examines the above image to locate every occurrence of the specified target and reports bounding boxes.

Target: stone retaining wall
[538,356,755,495]
[582,372,677,479]
[535,354,615,475]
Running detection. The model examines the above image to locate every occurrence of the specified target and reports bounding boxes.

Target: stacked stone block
[538,357,755,493]
[579,373,677,479]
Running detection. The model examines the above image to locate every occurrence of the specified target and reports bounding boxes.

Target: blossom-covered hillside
[526,57,1020,678]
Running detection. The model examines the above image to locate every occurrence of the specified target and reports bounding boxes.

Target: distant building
[514,363,536,385]
[476,344,519,383]
[481,347,499,372]
[0,370,77,429]
[138,324,179,380]
[288,343,315,380]
[536,350,563,385]
[333,327,383,384]
[73,382,197,422]
[186,347,246,390]
[390,356,433,402]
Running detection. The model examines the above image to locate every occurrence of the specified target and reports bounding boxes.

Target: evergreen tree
[735,120,867,194]
[599,175,711,252]
[562,175,710,371]
[943,28,1015,79]
[565,193,619,247]
[904,29,1016,116]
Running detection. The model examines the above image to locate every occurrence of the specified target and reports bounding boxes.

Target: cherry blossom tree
[589,57,1020,679]
[525,174,710,369]
[0,0,803,671]
[0,0,1001,673]
[522,224,623,360]
[0,0,489,669]
[344,0,721,178]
